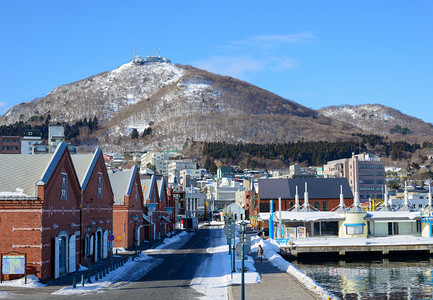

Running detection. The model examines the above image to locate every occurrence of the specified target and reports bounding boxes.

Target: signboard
[297,227,306,238]
[107,234,115,241]
[235,242,251,258]
[286,227,297,239]
[166,207,174,214]
[1,255,25,275]
[148,203,157,213]
[1,253,27,284]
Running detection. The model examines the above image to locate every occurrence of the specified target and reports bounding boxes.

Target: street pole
[87,224,93,283]
[278,197,282,239]
[231,219,235,273]
[240,221,246,300]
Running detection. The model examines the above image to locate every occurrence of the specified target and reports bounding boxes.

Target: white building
[142,152,169,174]
[21,130,43,154]
[180,169,201,186]
[168,160,196,183]
[48,125,65,153]
[185,186,206,218]
[207,180,244,211]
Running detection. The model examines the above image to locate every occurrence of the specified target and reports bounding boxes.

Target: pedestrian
[257,244,264,262]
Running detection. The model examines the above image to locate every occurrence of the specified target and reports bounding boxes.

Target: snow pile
[252,237,338,300]
[53,254,162,296]
[78,264,88,271]
[0,275,46,288]
[0,292,11,299]
[133,253,153,262]
[53,231,190,295]
[154,231,193,249]
[190,227,260,299]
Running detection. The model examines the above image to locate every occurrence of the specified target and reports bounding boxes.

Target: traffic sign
[223,224,235,237]
[107,234,115,241]
[235,242,251,258]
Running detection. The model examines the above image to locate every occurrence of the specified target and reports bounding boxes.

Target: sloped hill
[318,104,433,137]
[0,62,364,149]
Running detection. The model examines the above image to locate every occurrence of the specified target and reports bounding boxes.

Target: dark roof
[258,178,353,200]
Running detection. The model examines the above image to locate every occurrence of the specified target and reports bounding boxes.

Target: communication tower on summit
[130,45,171,65]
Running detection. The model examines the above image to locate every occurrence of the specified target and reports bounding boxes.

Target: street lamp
[132,215,140,255]
[87,224,93,283]
[240,221,247,300]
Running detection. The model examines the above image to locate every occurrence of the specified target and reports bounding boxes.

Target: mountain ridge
[1,62,432,151]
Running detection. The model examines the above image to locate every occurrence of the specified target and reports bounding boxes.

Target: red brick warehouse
[109,165,145,250]
[72,148,114,266]
[0,142,81,280]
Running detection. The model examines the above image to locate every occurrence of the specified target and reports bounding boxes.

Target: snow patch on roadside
[251,237,338,300]
[0,275,46,288]
[53,231,189,295]
[155,231,193,249]
[190,227,260,299]
[52,256,162,296]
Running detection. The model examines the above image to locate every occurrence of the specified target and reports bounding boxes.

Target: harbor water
[292,256,433,299]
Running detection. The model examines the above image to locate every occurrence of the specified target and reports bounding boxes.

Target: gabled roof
[156,176,166,200]
[258,178,353,200]
[71,148,114,196]
[108,166,138,205]
[141,175,156,202]
[0,142,68,197]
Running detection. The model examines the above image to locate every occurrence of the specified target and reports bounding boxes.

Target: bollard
[103,268,106,277]
[95,272,98,281]
[81,274,85,287]
[72,276,76,289]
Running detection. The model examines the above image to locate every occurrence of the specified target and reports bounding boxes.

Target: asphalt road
[4,227,217,300]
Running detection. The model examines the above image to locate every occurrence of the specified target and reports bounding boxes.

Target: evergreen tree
[131,128,139,139]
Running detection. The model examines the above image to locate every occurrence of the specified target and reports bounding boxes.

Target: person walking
[257,244,264,262]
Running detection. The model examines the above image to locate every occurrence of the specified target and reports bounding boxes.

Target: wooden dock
[280,243,433,258]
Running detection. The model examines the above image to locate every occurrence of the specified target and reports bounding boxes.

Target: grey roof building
[258,178,354,212]
[108,166,138,205]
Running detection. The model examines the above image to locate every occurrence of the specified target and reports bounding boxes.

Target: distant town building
[21,130,42,154]
[142,152,169,174]
[385,167,408,183]
[217,167,235,179]
[323,153,385,201]
[185,186,206,218]
[0,136,20,154]
[257,178,354,212]
[167,160,196,183]
[179,169,201,186]
[48,125,65,153]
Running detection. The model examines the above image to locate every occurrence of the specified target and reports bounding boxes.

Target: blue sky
[1,1,432,123]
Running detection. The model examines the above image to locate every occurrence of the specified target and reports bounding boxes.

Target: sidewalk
[0,234,171,296]
[228,252,318,300]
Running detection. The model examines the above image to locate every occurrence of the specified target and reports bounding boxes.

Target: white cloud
[193,55,266,78]
[233,32,316,47]
[193,55,297,79]
[268,56,297,71]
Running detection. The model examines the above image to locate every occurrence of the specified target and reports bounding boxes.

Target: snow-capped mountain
[1,62,364,149]
[318,104,433,136]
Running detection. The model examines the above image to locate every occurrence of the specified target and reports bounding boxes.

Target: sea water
[293,257,433,299]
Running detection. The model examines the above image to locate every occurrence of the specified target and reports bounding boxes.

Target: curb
[227,284,234,300]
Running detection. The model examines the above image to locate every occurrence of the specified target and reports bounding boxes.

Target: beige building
[323,153,385,202]
[141,152,169,174]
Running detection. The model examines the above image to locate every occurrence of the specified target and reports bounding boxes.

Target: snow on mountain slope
[318,104,433,136]
[0,62,363,149]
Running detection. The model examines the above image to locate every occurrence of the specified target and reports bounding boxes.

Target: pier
[281,242,433,258]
